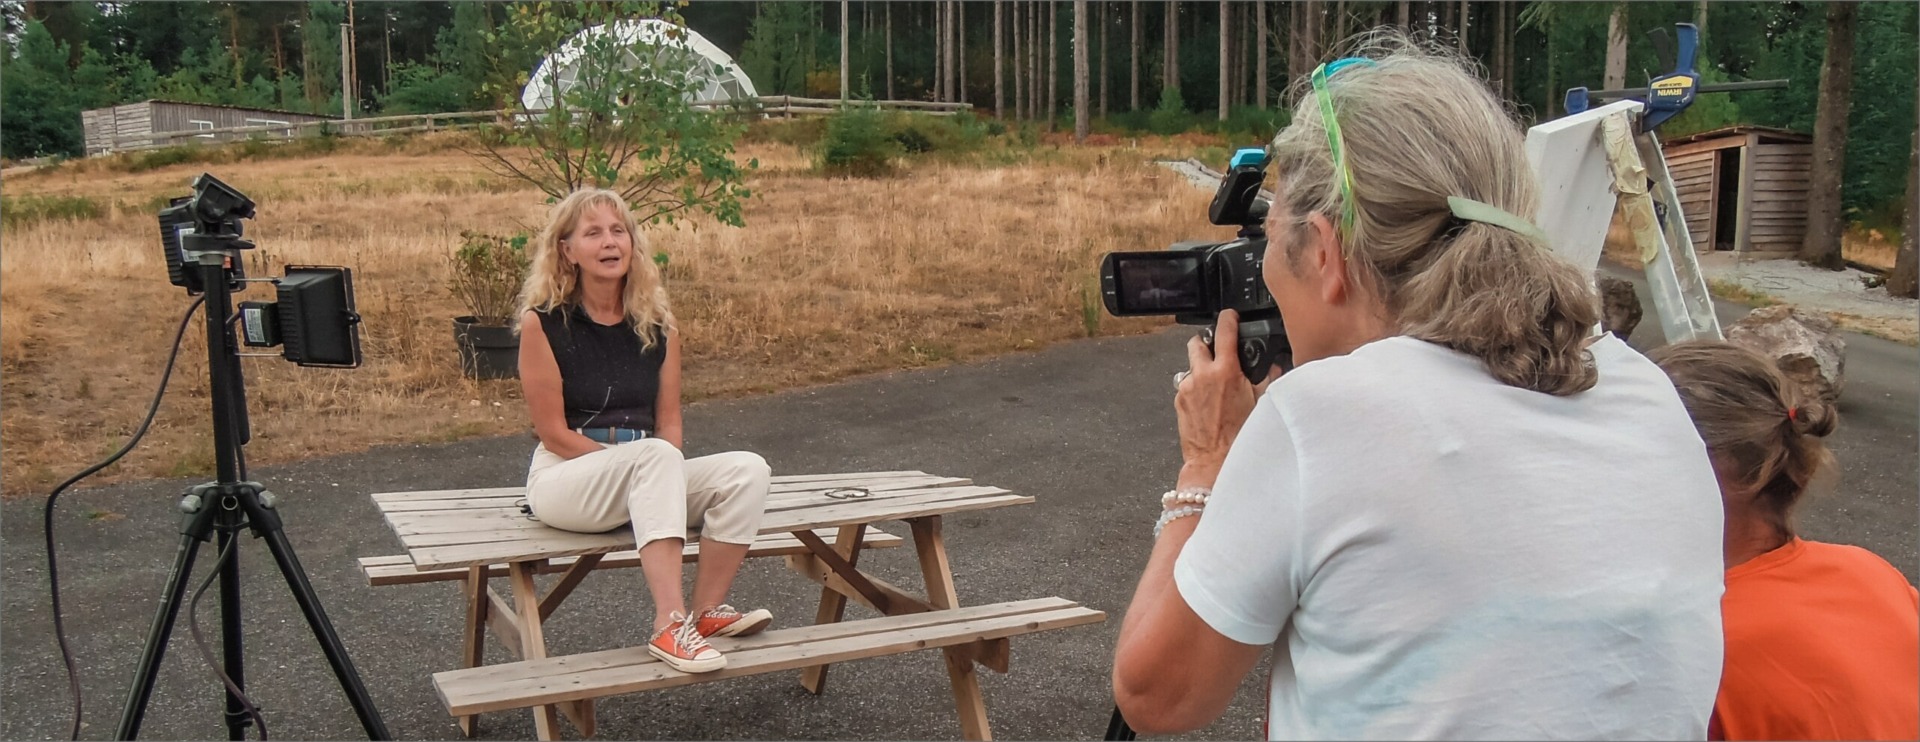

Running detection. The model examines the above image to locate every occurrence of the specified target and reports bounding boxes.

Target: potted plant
[449,231,529,379]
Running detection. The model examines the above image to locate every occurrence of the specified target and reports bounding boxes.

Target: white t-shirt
[1173,334,1725,740]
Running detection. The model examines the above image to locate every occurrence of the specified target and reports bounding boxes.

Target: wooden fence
[98,97,974,154]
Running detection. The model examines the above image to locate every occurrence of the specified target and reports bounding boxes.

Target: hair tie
[1788,406,1800,423]
[1446,196,1550,245]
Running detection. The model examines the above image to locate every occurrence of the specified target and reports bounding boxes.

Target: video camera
[1099,148,1290,383]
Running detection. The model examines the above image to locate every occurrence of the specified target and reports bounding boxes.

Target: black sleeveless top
[535,306,667,431]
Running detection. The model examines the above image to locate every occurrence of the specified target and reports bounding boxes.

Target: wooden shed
[81,100,336,156]
[1662,125,1812,258]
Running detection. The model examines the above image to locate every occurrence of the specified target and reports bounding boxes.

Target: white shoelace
[668,612,713,655]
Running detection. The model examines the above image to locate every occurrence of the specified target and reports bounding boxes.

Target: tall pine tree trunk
[936,1,947,100]
[1015,1,1026,119]
[1256,0,1267,108]
[1887,120,1918,297]
[957,1,967,104]
[1049,0,1059,126]
[1131,0,1141,110]
[1335,0,1348,49]
[1492,2,1506,99]
[1033,0,1043,117]
[1801,0,1857,269]
[1166,0,1179,92]
[1099,0,1109,118]
[840,0,850,100]
[1397,0,1409,30]
[1288,0,1301,82]
[996,1,1005,115]
[1304,0,1320,69]
[1219,0,1230,121]
[1457,1,1468,54]
[1075,0,1089,141]
[1604,3,1627,91]
[1694,0,1708,41]
[887,2,895,100]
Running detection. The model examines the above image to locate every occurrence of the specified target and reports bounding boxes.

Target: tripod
[115,252,390,741]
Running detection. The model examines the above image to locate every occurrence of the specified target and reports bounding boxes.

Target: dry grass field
[1,134,1221,496]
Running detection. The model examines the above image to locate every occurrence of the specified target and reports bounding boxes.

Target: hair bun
[1790,402,1838,438]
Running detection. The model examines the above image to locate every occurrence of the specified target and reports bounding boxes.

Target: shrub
[448,231,529,325]
[126,146,208,173]
[1215,105,1286,143]
[745,117,828,147]
[817,103,899,177]
[0,194,103,226]
[1148,87,1192,136]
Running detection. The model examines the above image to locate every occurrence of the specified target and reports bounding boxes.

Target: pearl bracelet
[1160,487,1212,508]
[1154,505,1206,538]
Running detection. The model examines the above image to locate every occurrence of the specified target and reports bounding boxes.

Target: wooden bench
[435,598,1104,716]
[369,471,1104,741]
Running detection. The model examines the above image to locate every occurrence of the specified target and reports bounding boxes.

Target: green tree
[1,20,83,157]
[467,1,756,228]
[739,2,822,97]
[302,1,345,112]
[379,2,497,113]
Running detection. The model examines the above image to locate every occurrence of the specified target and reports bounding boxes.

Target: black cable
[187,530,267,740]
[44,296,203,741]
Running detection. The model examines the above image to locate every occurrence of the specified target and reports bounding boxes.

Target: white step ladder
[1525,99,1724,343]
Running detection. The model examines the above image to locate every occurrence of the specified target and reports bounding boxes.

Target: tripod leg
[216,523,251,741]
[117,519,213,740]
[241,498,392,741]
[1104,707,1136,741]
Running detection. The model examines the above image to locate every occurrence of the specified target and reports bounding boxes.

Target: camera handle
[1199,318,1291,384]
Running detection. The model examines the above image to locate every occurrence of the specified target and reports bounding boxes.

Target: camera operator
[1110,38,1726,739]
[516,188,773,674]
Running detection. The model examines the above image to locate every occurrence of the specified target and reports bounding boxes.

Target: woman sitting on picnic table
[1111,35,1727,739]
[1650,341,1919,741]
[516,187,773,674]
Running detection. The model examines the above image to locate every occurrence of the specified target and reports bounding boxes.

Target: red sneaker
[648,612,726,673]
[696,604,773,638]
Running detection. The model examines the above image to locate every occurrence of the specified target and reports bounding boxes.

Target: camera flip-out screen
[1112,254,1205,314]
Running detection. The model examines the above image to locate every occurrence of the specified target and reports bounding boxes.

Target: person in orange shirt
[1651,341,1919,741]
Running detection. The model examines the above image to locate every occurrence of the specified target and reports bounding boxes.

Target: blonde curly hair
[515,188,676,348]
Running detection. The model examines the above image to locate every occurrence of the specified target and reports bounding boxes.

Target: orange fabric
[1714,538,1920,741]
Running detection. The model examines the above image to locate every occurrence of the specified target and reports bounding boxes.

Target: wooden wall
[81,102,156,155]
[1746,142,1813,255]
[1669,148,1718,252]
[82,101,333,155]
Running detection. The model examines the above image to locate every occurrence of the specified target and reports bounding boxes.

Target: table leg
[508,561,562,741]
[910,516,992,741]
[459,566,489,738]
[798,525,867,694]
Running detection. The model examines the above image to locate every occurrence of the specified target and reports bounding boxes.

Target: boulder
[1598,276,1643,340]
[1726,305,1847,404]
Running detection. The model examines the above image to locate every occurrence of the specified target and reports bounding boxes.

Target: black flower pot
[452,316,519,380]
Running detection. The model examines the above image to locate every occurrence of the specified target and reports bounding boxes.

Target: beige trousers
[526,439,771,547]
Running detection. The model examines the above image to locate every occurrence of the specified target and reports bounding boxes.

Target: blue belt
[578,427,651,444]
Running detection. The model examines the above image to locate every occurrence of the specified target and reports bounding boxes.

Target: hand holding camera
[1172,309,1275,487]
[1099,148,1291,383]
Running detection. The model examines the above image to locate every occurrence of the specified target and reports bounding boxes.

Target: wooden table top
[371,471,1032,570]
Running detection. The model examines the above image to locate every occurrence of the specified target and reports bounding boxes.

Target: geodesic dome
[519,20,759,111]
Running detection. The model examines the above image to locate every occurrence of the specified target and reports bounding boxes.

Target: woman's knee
[723,451,772,487]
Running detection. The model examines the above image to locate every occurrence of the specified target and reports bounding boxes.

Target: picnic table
[364,470,1105,741]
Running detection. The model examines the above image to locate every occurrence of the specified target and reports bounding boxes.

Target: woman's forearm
[538,428,606,460]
